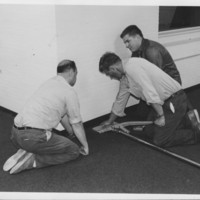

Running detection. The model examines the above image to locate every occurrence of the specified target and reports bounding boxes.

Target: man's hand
[80,146,89,156]
[100,112,118,127]
[154,115,165,127]
[150,103,165,127]
[100,120,112,126]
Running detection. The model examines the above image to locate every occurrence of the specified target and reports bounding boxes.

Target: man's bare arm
[72,122,89,155]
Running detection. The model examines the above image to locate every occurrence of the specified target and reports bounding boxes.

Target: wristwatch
[157,114,164,118]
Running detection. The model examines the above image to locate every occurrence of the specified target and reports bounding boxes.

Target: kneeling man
[3,60,89,174]
[98,52,200,147]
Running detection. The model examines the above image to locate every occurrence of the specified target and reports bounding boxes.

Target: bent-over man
[98,52,200,147]
[3,60,89,174]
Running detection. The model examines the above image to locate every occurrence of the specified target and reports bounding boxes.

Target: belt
[13,124,47,132]
[166,89,184,101]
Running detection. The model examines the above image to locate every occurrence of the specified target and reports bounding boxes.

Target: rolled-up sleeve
[111,77,131,117]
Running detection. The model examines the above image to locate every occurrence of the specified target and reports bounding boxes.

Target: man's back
[132,38,182,85]
[124,57,182,104]
[14,76,81,129]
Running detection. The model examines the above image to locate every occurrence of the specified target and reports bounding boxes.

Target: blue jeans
[10,127,80,168]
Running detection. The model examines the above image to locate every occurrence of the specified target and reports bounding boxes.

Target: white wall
[2,4,199,125]
[55,5,158,122]
[159,27,200,88]
[0,4,58,112]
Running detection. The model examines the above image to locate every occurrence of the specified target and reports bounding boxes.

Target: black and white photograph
[0,0,200,199]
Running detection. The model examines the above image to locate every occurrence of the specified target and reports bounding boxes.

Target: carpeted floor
[1,85,200,194]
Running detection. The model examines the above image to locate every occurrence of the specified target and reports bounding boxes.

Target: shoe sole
[10,153,33,174]
[3,149,27,172]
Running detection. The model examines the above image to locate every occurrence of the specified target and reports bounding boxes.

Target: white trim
[159,26,200,47]
[158,26,200,89]
[175,54,200,62]
[159,26,200,37]
[0,0,200,6]
[1,192,200,200]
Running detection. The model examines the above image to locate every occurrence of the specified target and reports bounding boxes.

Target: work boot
[187,109,200,142]
[3,149,27,172]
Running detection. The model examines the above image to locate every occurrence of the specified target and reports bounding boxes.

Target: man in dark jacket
[120,25,181,84]
[120,25,193,120]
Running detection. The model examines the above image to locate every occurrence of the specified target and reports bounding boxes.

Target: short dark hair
[57,60,77,73]
[99,52,121,73]
[120,25,143,38]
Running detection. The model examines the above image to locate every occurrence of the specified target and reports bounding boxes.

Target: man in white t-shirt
[98,52,200,147]
[3,60,89,174]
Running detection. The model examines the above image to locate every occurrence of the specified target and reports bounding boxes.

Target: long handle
[115,129,200,169]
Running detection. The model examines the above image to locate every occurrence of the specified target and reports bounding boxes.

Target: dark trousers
[144,90,195,147]
[135,97,193,121]
[134,100,151,121]
[10,127,80,168]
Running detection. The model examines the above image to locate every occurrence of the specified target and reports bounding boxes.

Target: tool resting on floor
[93,120,200,169]
[93,121,153,134]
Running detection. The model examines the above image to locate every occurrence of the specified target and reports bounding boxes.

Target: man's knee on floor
[65,143,80,159]
[153,129,170,147]
[152,137,166,147]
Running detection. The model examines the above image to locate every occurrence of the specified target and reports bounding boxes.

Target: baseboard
[0,106,16,117]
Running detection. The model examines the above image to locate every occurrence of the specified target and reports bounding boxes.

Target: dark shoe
[187,109,200,142]
[10,153,35,174]
[3,149,27,172]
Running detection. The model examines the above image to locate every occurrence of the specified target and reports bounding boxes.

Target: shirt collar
[56,75,71,87]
